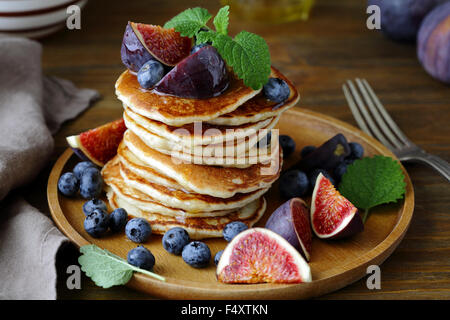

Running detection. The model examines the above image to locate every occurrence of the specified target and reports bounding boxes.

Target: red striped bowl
[0,0,87,38]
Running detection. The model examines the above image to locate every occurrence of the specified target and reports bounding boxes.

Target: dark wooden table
[27,0,450,299]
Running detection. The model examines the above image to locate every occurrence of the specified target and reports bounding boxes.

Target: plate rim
[47,107,414,299]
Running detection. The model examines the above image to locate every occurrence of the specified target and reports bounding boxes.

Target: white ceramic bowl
[0,0,87,38]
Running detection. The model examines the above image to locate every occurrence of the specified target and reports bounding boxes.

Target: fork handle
[408,153,450,182]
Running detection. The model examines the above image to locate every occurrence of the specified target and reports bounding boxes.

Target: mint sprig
[164,6,271,90]
[164,7,212,38]
[338,155,406,223]
[78,244,165,288]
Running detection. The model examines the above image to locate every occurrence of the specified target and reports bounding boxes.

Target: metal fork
[343,78,450,182]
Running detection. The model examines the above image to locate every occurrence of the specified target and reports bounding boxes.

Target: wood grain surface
[23,0,449,299]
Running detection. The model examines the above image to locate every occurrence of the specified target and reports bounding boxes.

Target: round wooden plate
[48,108,414,299]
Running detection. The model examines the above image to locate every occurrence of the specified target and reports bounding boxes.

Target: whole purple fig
[368,0,443,42]
[418,1,450,84]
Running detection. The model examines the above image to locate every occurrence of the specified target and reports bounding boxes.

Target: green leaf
[338,155,406,222]
[195,29,217,45]
[213,6,229,35]
[78,244,165,288]
[211,31,271,90]
[164,7,212,37]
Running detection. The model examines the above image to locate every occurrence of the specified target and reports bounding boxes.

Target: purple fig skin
[265,200,301,249]
[121,23,155,73]
[293,133,351,173]
[368,0,442,42]
[265,198,312,261]
[417,1,450,84]
[154,46,229,99]
[327,210,364,240]
[71,147,91,163]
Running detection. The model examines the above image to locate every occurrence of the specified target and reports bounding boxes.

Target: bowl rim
[0,0,80,14]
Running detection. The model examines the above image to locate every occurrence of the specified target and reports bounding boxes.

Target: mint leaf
[217,31,271,90]
[213,5,229,35]
[195,29,217,45]
[78,244,165,288]
[338,155,406,222]
[164,7,212,37]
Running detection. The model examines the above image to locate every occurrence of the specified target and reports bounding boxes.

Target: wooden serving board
[47,108,414,299]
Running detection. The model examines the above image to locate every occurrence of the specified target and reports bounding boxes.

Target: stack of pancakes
[101,66,300,239]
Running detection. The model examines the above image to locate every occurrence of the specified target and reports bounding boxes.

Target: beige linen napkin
[0,37,99,299]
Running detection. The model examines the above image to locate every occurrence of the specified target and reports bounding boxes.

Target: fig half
[155,45,229,99]
[121,23,155,73]
[121,22,192,72]
[265,198,312,261]
[311,173,363,239]
[66,119,127,167]
[216,228,312,284]
[132,22,192,67]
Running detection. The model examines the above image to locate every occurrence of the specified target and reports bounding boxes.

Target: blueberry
[84,209,110,238]
[190,43,208,54]
[214,250,223,266]
[109,208,128,232]
[223,222,248,242]
[162,227,190,255]
[348,142,364,160]
[182,241,211,268]
[125,218,152,243]
[279,135,296,158]
[137,60,165,89]
[300,145,316,158]
[263,78,290,103]
[257,131,272,149]
[58,172,79,197]
[79,167,103,199]
[334,162,348,182]
[127,246,155,271]
[82,199,107,216]
[279,169,309,198]
[309,169,335,189]
[73,161,96,180]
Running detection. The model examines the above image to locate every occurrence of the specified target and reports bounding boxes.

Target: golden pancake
[123,114,280,167]
[124,106,273,146]
[117,144,192,192]
[207,67,300,126]
[119,159,270,212]
[102,159,235,218]
[122,131,282,198]
[116,69,260,126]
[108,190,267,239]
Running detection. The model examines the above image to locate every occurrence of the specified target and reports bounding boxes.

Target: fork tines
[342,79,411,151]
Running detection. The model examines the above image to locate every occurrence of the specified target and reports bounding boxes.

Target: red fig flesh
[265,198,312,261]
[311,173,363,239]
[66,119,127,167]
[216,228,311,284]
[132,23,192,67]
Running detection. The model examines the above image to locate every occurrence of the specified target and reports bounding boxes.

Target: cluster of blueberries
[57,161,103,199]
[58,160,251,271]
[163,221,249,268]
[57,161,156,270]
[277,136,364,199]
[137,42,291,105]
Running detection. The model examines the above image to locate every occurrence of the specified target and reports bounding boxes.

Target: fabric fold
[0,37,99,299]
